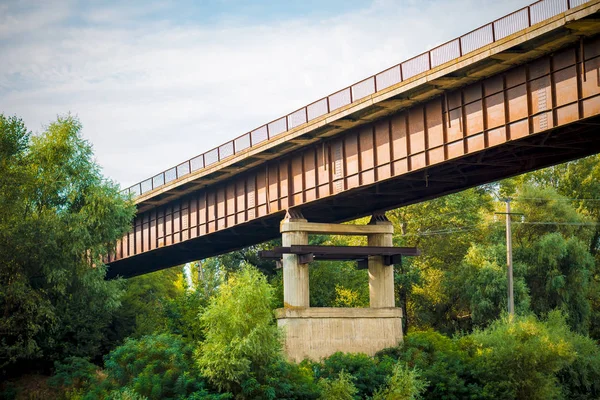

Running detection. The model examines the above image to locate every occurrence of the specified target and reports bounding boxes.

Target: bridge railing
[122,0,588,198]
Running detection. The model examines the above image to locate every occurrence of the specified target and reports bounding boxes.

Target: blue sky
[0,0,531,187]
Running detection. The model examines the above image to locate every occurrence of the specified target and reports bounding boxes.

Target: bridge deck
[107,1,600,278]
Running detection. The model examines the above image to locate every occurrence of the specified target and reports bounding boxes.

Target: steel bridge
[107,0,600,278]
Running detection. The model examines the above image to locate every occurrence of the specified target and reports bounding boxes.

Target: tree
[495,183,596,333]
[454,243,530,329]
[318,371,357,400]
[520,233,594,333]
[98,334,213,400]
[388,188,492,333]
[110,267,184,342]
[314,352,393,399]
[503,175,600,338]
[372,363,427,400]
[379,330,483,400]
[0,114,135,372]
[469,312,575,400]
[210,240,281,277]
[514,155,600,255]
[196,265,282,394]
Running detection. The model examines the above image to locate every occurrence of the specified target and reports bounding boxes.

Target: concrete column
[282,217,309,308]
[368,217,395,308]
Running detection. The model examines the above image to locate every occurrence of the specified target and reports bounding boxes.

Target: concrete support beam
[276,212,406,361]
[280,220,393,236]
[276,307,403,362]
[282,215,309,308]
[367,215,395,308]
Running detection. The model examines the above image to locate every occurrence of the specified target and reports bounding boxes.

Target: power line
[402,225,480,237]
[403,220,600,236]
[516,221,600,226]
[509,197,600,202]
[390,208,471,219]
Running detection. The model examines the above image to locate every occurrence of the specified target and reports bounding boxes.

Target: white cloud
[0,0,73,39]
[0,0,531,187]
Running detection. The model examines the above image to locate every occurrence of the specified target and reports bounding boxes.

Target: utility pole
[505,199,514,316]
[495,199,523,316]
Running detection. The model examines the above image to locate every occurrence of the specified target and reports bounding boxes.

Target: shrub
[258,359,320,400]
[318,371,357,400]
[554,316,600,399]
[107,388,148,400]
[469,312,575,400]
[378,330,483,400]
[185,391,233,400]
[100,334,208,400]
[372,363,427,400]
[315,352,393,399]
[197,265,281,394]
[379,312,600,400]
[237,359,319,400]
[49,356,99,391]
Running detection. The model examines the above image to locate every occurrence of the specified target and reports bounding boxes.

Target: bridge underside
[106,6,600,278]
[108,116,600,278]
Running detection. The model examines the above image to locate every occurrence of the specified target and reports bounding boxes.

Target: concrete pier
[276,213,404,362]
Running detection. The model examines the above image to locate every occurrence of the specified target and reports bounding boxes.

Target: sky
[0,0,532,188]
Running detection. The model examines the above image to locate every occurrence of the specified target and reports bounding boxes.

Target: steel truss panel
[107,35,600,278]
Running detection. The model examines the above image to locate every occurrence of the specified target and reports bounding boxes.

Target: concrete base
[275,307,403,362]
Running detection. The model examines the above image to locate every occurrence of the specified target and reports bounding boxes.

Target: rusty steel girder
[106,32,600,278]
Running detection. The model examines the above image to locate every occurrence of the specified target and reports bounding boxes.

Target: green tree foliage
[378,312,600,400]
[163,261,227,342]
[556,327,600,399]
[309,233,370,308]
[0,114,134,372]
[318,371,357,400]
[309,261,369,308]
[521,233,594,333]
[99,334,215,400]
[314,352,394,399]
[507,185,591,247]
[210,241,280,277]
[48,356,99,392]
[504,167,600,338]
[111,267,184,342]
[107,388,149,400]
[197,265,282,394]
[469,312,575,400]
[389,188,492,333]
[372,363,427,400]
[164,286,208,343]
[514,155,600,255]
[238,359,319,400]
[455,244,530,328]
[379,330,482,400]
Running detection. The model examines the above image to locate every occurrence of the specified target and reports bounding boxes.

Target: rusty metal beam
[105,25,600,278]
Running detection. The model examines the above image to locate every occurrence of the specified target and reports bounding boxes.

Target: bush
[555,318,600,399]
[378,312,600,400]
[469,312,575,400]
[314,352,393,399]
[107,388,148,400]
[99,334,210,400]
[372,363,427,400]
[0,383,17,400]
[49,356,99,391]
[238,359,320,400]
[185,391,233,400]
[197,265,281,394]
[318,371,357,400]
[378,330,482,400]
